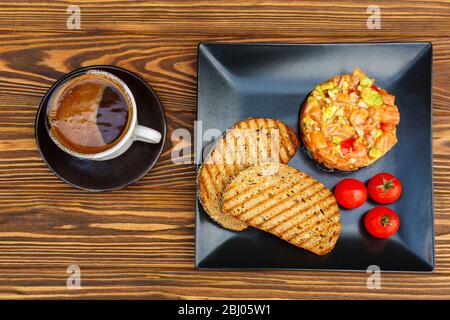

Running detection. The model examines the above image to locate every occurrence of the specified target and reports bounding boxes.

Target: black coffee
[48,72,132,154]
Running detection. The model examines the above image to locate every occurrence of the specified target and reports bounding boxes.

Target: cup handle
[134,125,162,144]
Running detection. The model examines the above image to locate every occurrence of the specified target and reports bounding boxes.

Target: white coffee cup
[47,69,162,161]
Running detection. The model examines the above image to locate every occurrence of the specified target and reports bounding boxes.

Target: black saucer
[35,65,166,191]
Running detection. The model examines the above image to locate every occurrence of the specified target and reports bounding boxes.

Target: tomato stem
[376,177,396,194]
[381,215,392,227]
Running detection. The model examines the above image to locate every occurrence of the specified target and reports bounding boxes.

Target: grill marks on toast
[221,163,341,255]
[279,198,336,238]
[280,198,338,245]
[277,121,290,163]
[197,119,300,231]
[228,178,317,222]
[258,184,329,231]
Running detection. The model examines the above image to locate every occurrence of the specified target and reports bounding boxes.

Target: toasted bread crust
[197,118,300,231]
[221,163,341,255]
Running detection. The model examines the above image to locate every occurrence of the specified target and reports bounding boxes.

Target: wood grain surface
[0,0,449,299]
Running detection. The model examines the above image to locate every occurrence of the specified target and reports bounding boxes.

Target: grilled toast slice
[221,163,341,254]
[197,118,300,231]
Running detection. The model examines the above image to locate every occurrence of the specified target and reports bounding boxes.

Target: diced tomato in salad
[380,123,389,132]
[340,138,356,155]
[371,84,381,93]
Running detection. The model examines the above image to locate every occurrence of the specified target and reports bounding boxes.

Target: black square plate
[196,42,434,272]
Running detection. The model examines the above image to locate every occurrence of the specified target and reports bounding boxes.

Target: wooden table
[0,0,449,299]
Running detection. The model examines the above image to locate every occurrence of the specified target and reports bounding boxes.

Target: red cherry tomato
[368,173,402,204]
[334,178,368,209]
[364,207,400,238]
